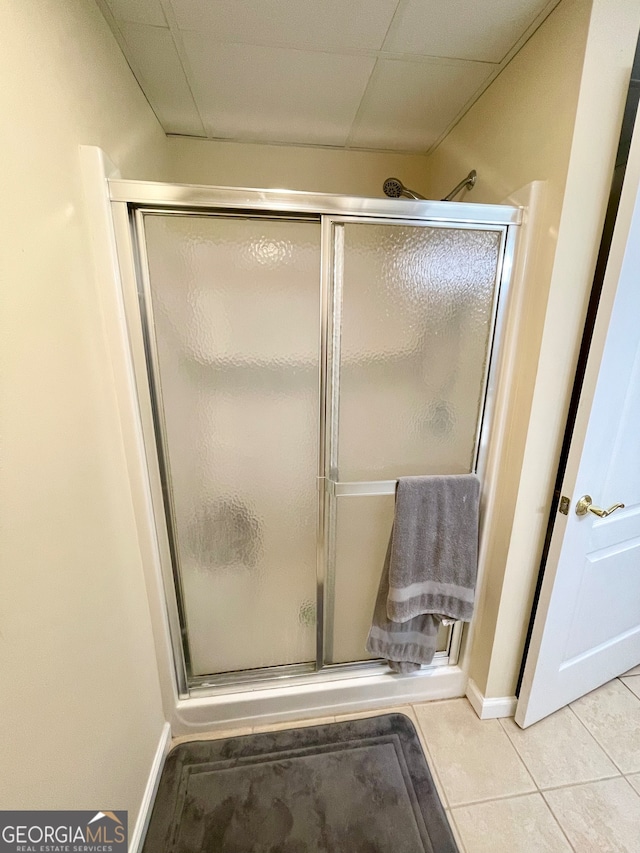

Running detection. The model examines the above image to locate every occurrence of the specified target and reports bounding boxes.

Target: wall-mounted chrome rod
[442,170,477,202]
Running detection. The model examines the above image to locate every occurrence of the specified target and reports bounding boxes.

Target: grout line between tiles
[412,701,538,809]
[538,792,577,853]
[416,697,467,708]
[497,713,622,793]
[451,791,576,853]
[541,772,640,852]
[409,708,450,810]
[171,726,254,747]
[618,674,640,700]
[566,702,628,776]
[621,774,640,800]
[447,788,545,810]
[497,715,550,791]
[496,724,538,792]
[444,808,468,853]
[542,776,629,797]
[536,771,622,793]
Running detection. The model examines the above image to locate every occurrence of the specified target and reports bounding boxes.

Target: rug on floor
[143,712,458,853]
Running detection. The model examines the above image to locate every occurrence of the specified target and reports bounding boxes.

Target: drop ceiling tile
[385,0,553,62]
[182,35,376,145]
[106,0,167,27]
[349,58,493,152]
[172,0,400,51]
[119,23,204,135]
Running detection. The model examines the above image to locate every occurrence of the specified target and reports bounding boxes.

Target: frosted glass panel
[337,224,502,480]
[143,214,321,676]
[330,494,449,664]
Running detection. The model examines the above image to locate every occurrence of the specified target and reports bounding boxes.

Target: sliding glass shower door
[131,199,513,688]
[141,214,321,677]
[325,221,504,665]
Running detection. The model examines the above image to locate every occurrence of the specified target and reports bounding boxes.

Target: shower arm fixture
[441,170,477,202]
[382,170,477,202]
[382,177,425,199]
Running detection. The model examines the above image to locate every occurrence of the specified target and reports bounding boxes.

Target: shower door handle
[327,480,397,497]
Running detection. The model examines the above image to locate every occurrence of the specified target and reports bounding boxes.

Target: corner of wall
[465,180,549,695]
[482,0,640,700]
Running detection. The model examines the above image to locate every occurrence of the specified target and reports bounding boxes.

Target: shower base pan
[172,662,466,735]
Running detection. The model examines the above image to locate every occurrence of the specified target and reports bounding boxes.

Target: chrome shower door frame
[109,179,521,697]
[321,216,513,671]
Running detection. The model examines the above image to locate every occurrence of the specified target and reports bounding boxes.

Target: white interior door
[516,119,640,728]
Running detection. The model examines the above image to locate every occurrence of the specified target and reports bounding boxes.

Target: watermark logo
[0,810,127,852]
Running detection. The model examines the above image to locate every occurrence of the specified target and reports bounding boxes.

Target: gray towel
[366,537,441,672]
[366,474,480,671]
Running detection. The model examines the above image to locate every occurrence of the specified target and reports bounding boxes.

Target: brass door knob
[575,495,625,518]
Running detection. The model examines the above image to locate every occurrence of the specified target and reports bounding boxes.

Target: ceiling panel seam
[378,0,404,51]
[146,41,498,67]
[344,58,384,150]
[380,0,409,53]
[159,0,208,137]
[165,133,434,157]
[424,0,564,158]
[94,0,176,136]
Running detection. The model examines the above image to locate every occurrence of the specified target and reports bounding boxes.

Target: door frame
[517,54,640,704]
[517,87,640,723]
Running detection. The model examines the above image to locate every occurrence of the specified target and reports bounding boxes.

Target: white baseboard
[466,678,517,720]
[130,722,171,853]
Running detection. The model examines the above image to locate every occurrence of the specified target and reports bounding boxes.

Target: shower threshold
[187,639,458,697]
[173,658,467,736]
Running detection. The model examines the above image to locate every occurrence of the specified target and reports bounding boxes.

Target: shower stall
[108,180,520,700]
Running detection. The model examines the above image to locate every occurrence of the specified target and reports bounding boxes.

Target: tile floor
[172,666,640,852]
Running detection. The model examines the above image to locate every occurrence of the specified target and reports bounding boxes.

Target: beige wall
[423,0,593,698]
[0,0,168,820]
[423,0,640,697]
[168,136,429,197]
[486,0,640,698]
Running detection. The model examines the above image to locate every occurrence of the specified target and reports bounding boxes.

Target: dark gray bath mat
[143,713,457,853]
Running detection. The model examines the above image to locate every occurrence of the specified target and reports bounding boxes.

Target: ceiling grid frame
[98,0,564,154]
